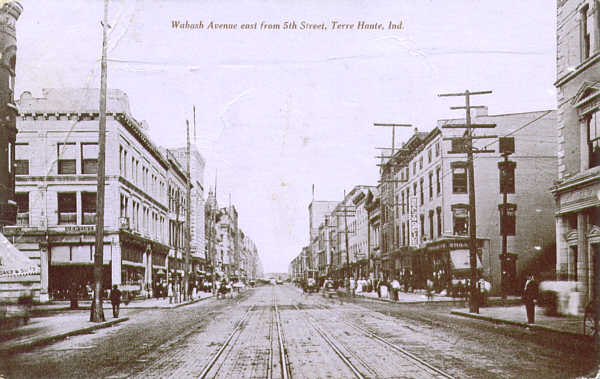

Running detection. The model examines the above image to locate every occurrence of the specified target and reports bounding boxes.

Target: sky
[15,0,557,273]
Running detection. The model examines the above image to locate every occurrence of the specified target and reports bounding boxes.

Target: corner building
[553,0,600,309]
[4,88,170,300]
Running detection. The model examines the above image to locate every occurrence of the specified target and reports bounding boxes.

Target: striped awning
[0,232,40,277]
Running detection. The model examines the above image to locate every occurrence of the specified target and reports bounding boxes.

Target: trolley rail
[293,304,366,379]
[304,302,455,379]
[198,305,255,379]
[273,294,291,379]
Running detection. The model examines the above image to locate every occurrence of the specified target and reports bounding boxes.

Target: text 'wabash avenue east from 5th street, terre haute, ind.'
[170,20,404,31]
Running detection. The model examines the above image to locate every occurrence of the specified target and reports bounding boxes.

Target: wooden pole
[91,0,109,323]
[185,120,191,300]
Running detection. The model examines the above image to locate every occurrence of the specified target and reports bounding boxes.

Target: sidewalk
[0,292,214,355]
[358,289,462,303]
[451,304,586,338]
[32,291,213,313]
[0,311,129,354]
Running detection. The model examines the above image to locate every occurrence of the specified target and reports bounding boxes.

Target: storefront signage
[48,225,96,233]
[409,196,418,247]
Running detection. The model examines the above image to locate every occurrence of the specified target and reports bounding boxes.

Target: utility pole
[497,137,516,299]
[439,89,496,314]
[91,0,109,323]
[184,120,191,301]
[343,190,351,296]
[211,172,217,296]
[374,123,411,280]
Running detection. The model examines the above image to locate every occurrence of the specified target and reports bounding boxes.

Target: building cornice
[555,52,600,88]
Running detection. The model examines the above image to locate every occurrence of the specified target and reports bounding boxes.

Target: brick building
[380,109,557,294]
[552,0,600,309]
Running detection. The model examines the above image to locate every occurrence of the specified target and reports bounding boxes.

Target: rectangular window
[81,192,96,225]
[15,192,29,226]
[452,205,469,236]
[123,149,127,176]
[413,162,417,175]
[429,210,434,240]
[406,167,410,180]
[588,110,600,168]
[7,142,11,174]
[413,183,417,198]
[81,143,98,174]
[428,149,432,163]
[57,192,77,224]
[57,143,76,174]
[435,142,440,157]
[581,5,591,61]
[120,194,128,218]
[419,178,424,205]
[436,207,442,237]
[401,191,405,215]
[419,156,423,170]
[451,163,467,193]
[428,172,433,199]
[436,167,441,195]
[420,214,425,240]
[15,143,29,175]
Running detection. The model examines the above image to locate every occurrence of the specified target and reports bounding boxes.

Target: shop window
[15,143,29,175]
[57,143,76,174]
[588,110,600,168]
[57,192,77,224]
[81,143,98,174]
[451,162,467,194]
[15,192,29,226]
[452,204,469,236]
[82,192,96,225]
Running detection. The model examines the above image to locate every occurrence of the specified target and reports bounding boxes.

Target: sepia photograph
[0,0,599,378]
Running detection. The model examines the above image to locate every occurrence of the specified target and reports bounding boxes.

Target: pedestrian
[110,285,122,318]
[168,281,174,304]
[523,273,539,324]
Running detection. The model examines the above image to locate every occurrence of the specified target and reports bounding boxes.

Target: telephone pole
[91,0,109,323]
[438,89,496,314]
[184,120,191,301]
[374,122,411,280]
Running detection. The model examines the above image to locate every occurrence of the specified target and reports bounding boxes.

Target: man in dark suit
[523,274,539,324]
[110,285,122,318]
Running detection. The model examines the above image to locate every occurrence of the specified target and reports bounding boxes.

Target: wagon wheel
[584,302,598,337]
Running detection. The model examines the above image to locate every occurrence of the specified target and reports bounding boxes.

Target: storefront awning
[450,249,482,271]
[0,232,40,277]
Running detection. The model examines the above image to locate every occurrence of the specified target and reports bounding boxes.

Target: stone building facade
[0,1,21,228]
[553,0,600,308]
[4,88,175,300]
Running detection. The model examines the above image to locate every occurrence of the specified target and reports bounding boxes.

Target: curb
[450,310,588,339]
[173,295,214,309]
[0,317,130,355]
[356,294,465,305]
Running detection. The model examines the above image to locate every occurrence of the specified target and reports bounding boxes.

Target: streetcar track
[292,303,366,379]
[312,301,455,379]
[273,291,291,379]
[198,305,256,378]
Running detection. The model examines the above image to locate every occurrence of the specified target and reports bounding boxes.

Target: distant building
[552,0,600,308]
